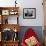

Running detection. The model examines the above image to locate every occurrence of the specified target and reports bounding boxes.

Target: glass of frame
[23,8,36,19]
[2,10,9,15]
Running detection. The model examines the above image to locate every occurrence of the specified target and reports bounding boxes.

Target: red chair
[21,28,41,46]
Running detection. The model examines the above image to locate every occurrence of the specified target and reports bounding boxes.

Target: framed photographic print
[2,10,9,15]
[23,8,36,19]
[9,9,18,15]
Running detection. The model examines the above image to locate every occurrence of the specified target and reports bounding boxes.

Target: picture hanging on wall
[23,8,36,19]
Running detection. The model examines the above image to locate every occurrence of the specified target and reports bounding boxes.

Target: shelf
[0,7,20,46]
[2,40,19,43]
[0,24,20,32]
[0,7,19,16]
[0,7,19,24]
[0,7,19,10]
[1,40,19,46]
[1,15,19,24]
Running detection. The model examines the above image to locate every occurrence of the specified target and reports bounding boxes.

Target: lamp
[15,0,17,7]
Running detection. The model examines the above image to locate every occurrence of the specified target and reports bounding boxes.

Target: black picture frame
[23,8,36,19]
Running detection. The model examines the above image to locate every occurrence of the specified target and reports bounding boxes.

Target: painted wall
[18,26,44,44]
[0,0,44,26]
[0,0,44,44]
[18,0,44,26]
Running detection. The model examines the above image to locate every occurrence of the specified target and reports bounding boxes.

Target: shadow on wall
[18,26,44,44]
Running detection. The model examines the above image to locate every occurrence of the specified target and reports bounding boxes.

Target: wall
[0,0,44,26]
[18,26,44,44]
[18,0,44,26]
[0,0,44,44]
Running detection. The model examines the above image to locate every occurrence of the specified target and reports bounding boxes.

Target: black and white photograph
[23,8,36,19]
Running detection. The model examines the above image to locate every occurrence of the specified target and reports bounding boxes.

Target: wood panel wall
[43,0,46,27]
[43,0,46,46]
